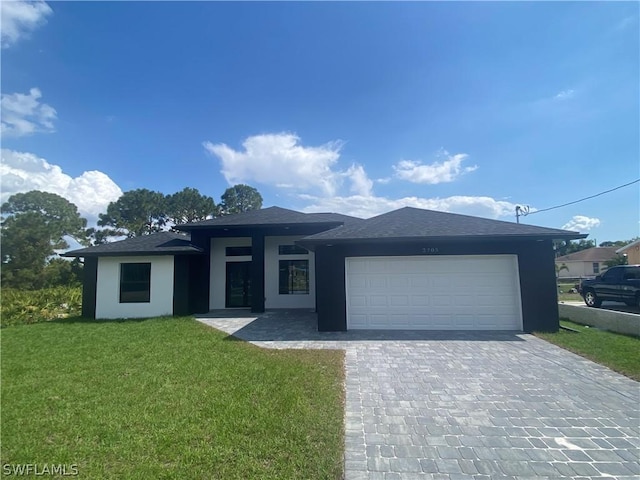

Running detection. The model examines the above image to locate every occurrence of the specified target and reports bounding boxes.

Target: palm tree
[555,263,569,279]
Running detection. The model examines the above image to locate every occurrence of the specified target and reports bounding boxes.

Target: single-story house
[64,206,585,332]
[616,239,640,265]
[555,247,619,279]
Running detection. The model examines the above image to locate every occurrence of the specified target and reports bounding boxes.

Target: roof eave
[176,221,344,231]
[617,239,640,254]
[298,232,587,250]
[61,249,204,258]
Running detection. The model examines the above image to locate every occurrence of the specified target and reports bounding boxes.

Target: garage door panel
[389,295,409,306]
[411,295,430,306]
[349,295,367,307]
[349,314,368,328]
[369,314,389,327]
[409,276,429,288]
[346,255,522,330]
[368,276,387,288]
[369,295,388,307]
[431,295,452,306]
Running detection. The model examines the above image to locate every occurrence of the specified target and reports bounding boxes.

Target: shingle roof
[555,247,619,262]
[300,207,586,244]
[177,206,362,230]
[62,232,203,257]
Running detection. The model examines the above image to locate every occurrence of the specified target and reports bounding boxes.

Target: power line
[517,179,639,220]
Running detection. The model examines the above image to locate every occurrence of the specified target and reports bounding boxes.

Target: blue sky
[2,1,638,243]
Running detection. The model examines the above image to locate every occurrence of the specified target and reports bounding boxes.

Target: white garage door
[346,255,522,330]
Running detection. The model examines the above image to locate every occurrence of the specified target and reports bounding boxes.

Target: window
[622,267,640,280]
[279,260,309,294]
[593,263,600,274]
[278,244,308,255]
[226,246,252,256]
[120,263,151,303]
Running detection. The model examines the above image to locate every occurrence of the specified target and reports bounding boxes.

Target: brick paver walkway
[197,311,640,479]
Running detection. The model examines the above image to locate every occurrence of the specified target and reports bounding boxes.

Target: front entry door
[226,262,251,308]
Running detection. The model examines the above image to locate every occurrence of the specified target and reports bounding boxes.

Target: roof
[62,232,203,257]
[616,239,640,254]
[299,207,586,245]
[177,206,362,230]
[555,246,619,262]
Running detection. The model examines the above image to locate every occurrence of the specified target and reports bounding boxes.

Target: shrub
[1,286,82,327]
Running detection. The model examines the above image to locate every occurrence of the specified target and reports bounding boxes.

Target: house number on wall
[421,247,439,254]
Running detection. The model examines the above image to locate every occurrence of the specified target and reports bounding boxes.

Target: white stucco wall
[265,236,315,309]
[96,256,174,319]
[210,237,252,309]
[208,235,316,310]
[556,261,607,279]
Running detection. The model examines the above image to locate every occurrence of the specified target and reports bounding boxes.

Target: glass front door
[226,262,251,308]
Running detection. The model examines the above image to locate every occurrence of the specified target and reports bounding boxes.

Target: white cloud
[554,89,575,101]
[204,132,344,196]
[345,164,373,196]
[206,132,519,221]
[1,88,57,137]
[0,149,123,223]
[300,193,519,220]
[1,0,52,48]
[562,215,601,232]
[393,152,477,184]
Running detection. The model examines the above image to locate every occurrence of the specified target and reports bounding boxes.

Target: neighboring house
[616,239,640,265]
[64,206,584,332]
[555,247,619,279]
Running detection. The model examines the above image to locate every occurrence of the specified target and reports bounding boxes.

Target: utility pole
[515,205,530,224]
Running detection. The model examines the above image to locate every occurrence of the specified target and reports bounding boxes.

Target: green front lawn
[1,317,344,479]
[536,320,640,381]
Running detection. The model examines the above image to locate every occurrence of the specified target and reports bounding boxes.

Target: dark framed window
[279,260,309,295]
[120,263,151,303]
[593,263,600,274]
[278,244,308,255]
[226,246,252,256]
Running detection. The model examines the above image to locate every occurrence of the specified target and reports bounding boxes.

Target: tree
[98,189,167,237]
[1,191,88,245]
[1,191,88,289]
[555,263,569,279]
[166,187,218,226]
[219,184,263,215]
[553,239,595,257]
[42,258,84,287]
[605,255,628,268]
[86,227,123,245]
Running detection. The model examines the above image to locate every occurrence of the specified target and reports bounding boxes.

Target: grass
[536,320,640,381]
[1,286,82,327]
[557,282,582,303]
[1,317,345,479]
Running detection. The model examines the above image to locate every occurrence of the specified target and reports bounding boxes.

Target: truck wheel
[584,290,601,308]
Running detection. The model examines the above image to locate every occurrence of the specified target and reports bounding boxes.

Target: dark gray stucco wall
[81,257,98,318]
[173,255,191,316]
[314,239,559,333]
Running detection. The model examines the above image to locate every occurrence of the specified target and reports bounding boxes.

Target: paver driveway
[198,311,640,480]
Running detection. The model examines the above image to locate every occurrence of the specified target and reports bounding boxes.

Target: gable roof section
[176,206,362,230]
[555,246,619,262]
[616,239,640,254]
[300,207,586,245]
[62,232,203,257]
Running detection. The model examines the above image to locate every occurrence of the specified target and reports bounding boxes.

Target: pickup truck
[579,265,640,308]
